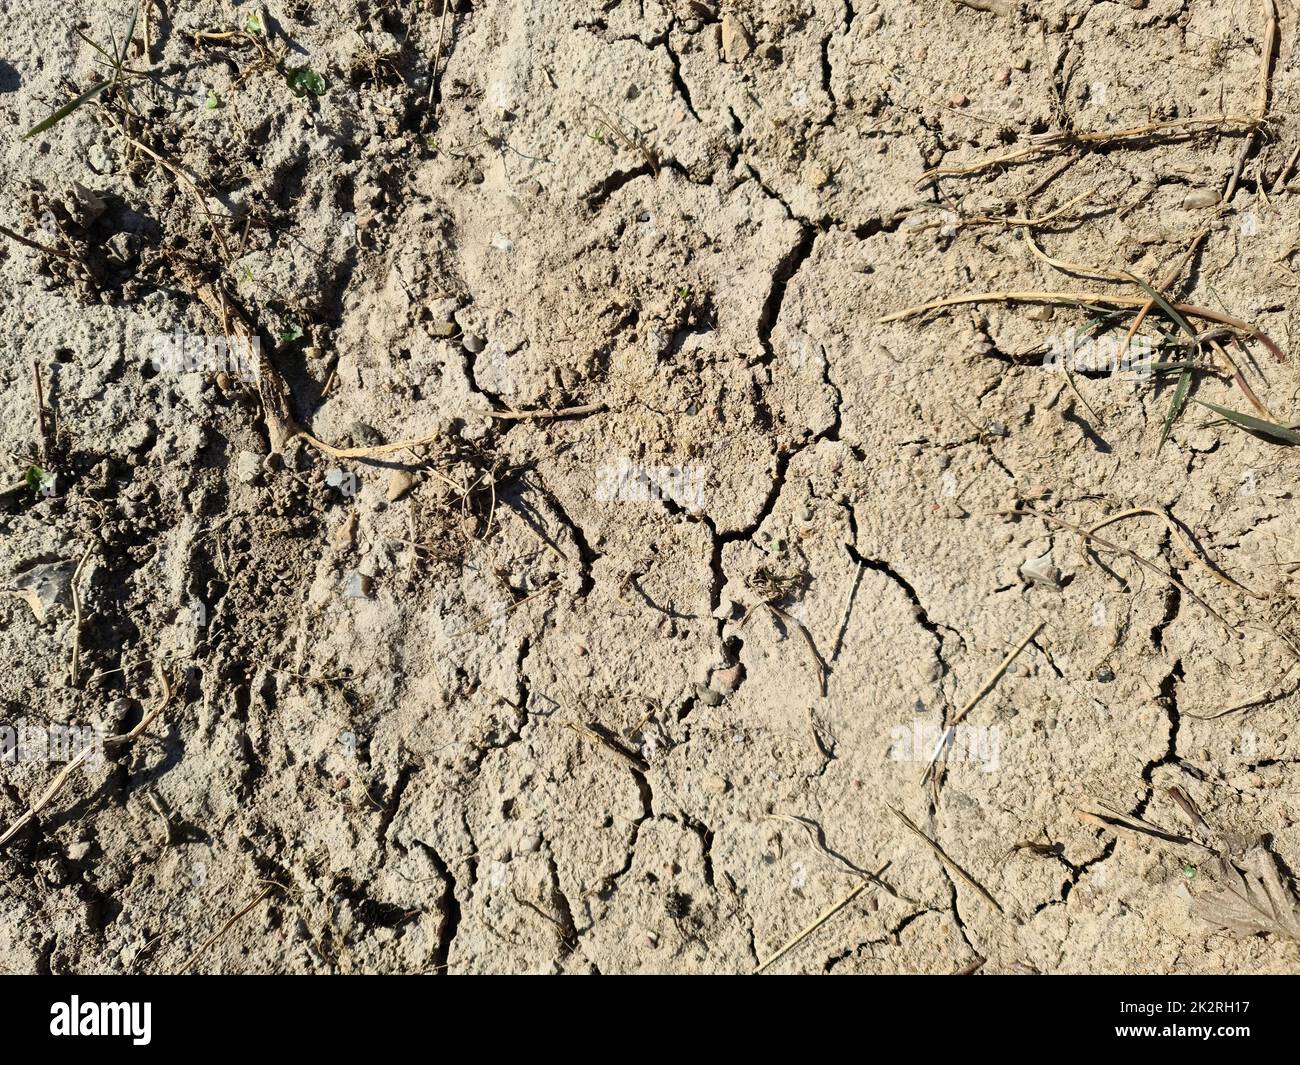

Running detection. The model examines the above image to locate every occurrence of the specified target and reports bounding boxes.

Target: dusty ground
[3,0,1300,974]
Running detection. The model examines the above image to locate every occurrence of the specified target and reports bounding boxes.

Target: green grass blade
[73,27,116,62]
[1126,271,1199,345]
[118,5,140,68]
[24,79,112,138]
[1127,271,1201,448]
[1195,399,1300,445]
[1159,367,1194,449]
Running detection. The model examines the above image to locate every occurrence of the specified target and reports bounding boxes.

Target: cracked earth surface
[3,0,1300,973]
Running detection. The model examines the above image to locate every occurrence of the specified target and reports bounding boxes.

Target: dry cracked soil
[3,0,1300,975]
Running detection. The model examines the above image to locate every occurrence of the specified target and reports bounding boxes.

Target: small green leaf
[277,320,303,345]
[24,466,56,496]
[285,66,327,98]
[25,79,112,139]
[245,12,264,33]
[1195,399,1300,445]
[205,89,221,109]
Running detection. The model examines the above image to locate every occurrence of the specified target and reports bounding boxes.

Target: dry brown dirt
[3,0,1300,974]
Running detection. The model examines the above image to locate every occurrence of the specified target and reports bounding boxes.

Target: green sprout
[205,89,221,109]
[26,6,143,139]
[284,66,327,98]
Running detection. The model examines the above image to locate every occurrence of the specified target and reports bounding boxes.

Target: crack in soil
[416,839,461,974]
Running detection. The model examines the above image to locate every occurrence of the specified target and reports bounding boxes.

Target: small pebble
[720,13,753,62]
[386,469,418,502]
[343,572,373,599]
[1183,188,1221,209]
[235,451,261,486]
[1020,553,1061,588]
[695,683,723,707]
[712,663,743,694]
[332,511,358,549]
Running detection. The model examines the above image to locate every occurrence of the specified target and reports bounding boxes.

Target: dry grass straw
[1011,505,1239,634]
[1115,225,1211,363]
[481,402,604,421]
[916,116,1259,188]
[889,806,1013,921]
[1184,663,1300,721]
[920,620,1044,783]
[106,111,232,262]
[176,880,284,973]
[0,222,84,264]
[768,814,913,901]
[1081,507,1262,599]
[753,879,871,974]
[1076,799,1213,851]
[1021,226,1128,282]
[0,663,172,848]
[751,815,916,972]
[762,602,828,696]
[295,403,603,459]
[1223,0,1278,204]
[878,290,1285,362]
[911,184,1101,237]
[1080,784,1300,944]
[67,543,94,687]
[918,2,1278,194]
[976,225,1283,427]
[426,0,454,109]
[296,429,445,460]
